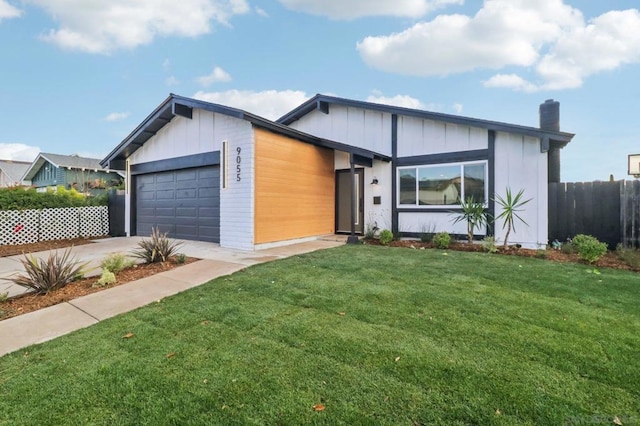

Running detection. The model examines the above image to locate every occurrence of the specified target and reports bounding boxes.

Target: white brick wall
[219,118,255,251]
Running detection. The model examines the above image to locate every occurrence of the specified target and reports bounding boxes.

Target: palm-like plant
[493,188,532,248]
[451,197,489,243]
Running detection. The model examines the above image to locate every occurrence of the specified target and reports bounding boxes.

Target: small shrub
[433,232,451,249]
[561,242,576,254]
[535,249,547,259]
[616,244,640,269]
[364,222,379,239]
[94,270,116,287]
[481,236,498,253]
[131,227,183,264]
[419,223,436,243]
[176,253,187,264]
[0,292,7,302]
[7,248,88,295]
[572,234,607,264]
[101,253,135,274]
[379,229,394,246]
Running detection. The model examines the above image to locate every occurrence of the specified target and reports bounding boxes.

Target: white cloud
[452,103,463,114]
[483,74,539,93]
[196,66,232,87]
[165,76,180,86]
[162,58,171,70]
[255,6,269,17]
[357,0,640,91]
[193,89,310,120]
[104,112,130,122]
[0,0,21,20]
[278,0,462,20]
[0,143,40,161]
[27,0,251,53]
[366,93,425,109]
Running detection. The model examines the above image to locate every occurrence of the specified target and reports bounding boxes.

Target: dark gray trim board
[391,114,399,235]
[130,152,220,176]
[396,149,488,167]
[487,131,496,236]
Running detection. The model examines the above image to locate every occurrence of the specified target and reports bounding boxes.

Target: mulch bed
[365,239,638,272]
[0,237,104,258]
[0,257,198,321]
[1,235,199,321]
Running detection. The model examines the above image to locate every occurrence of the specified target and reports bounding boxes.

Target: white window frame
[396,160,488,208]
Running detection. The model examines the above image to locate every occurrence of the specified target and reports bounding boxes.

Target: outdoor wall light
[371,177,379,185]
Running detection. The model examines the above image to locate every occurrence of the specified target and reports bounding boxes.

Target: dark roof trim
[277,94,575,147]
[101,94,390,168]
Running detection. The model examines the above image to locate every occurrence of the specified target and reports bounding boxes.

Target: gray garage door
[135,166,220,243]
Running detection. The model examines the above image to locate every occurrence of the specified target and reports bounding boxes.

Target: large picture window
[398,161,487,207]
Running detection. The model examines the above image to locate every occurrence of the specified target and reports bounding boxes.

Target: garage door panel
[135,166,220,243]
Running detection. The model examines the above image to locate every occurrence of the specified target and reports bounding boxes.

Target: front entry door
[336,169,364,234]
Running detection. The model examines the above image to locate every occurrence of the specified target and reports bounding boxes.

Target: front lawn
[0,246,638,425]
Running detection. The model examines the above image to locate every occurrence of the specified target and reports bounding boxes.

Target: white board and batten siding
[288,106,393,157]
[125,110,256,251]
[493,132,548,249]
[396,116,488,157]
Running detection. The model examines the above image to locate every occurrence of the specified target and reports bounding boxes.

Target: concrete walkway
[0,237,344,357]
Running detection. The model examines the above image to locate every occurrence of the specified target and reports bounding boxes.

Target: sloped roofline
[100,94,391,169]
[23,153,123,182]
[277,94,575,146]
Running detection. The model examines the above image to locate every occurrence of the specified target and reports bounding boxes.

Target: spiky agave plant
[131,227,183,263]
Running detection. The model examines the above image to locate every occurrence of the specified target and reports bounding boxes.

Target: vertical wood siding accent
[254,128,335,244]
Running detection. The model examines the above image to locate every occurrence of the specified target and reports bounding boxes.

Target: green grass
[1,245,639,425]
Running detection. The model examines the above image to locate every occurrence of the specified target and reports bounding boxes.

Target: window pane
[464,164,486,203]
[399,169,416,205]
[418,165,461,205]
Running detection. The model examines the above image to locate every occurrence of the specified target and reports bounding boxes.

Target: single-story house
[22,153,123,195]
[100,94,574,250]
[0,160,31,187]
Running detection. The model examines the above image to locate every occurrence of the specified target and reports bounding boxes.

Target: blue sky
[0,0,638,182]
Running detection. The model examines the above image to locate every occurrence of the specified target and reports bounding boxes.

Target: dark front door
[336,169,364,234]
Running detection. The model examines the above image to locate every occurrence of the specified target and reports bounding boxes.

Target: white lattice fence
[0,210,40,245]
[0,206,109,245]
[79,206,109,237]
[40,208,80,241]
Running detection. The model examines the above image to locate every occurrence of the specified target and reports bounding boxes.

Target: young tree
[451,197,489,243]
[493,188,532,248]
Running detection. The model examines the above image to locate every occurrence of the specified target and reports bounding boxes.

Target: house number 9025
[236,147,242,182]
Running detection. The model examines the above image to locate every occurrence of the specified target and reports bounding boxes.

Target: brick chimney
[540,99,561,183]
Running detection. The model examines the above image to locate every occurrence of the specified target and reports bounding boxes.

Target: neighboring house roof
[0,160,31,185]
[22,153,123,182]
[100,94,391,170]
[277,94,575,149]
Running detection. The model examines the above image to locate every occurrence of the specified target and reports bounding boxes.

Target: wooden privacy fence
[0,206,109,246]
[549,180,640,249]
